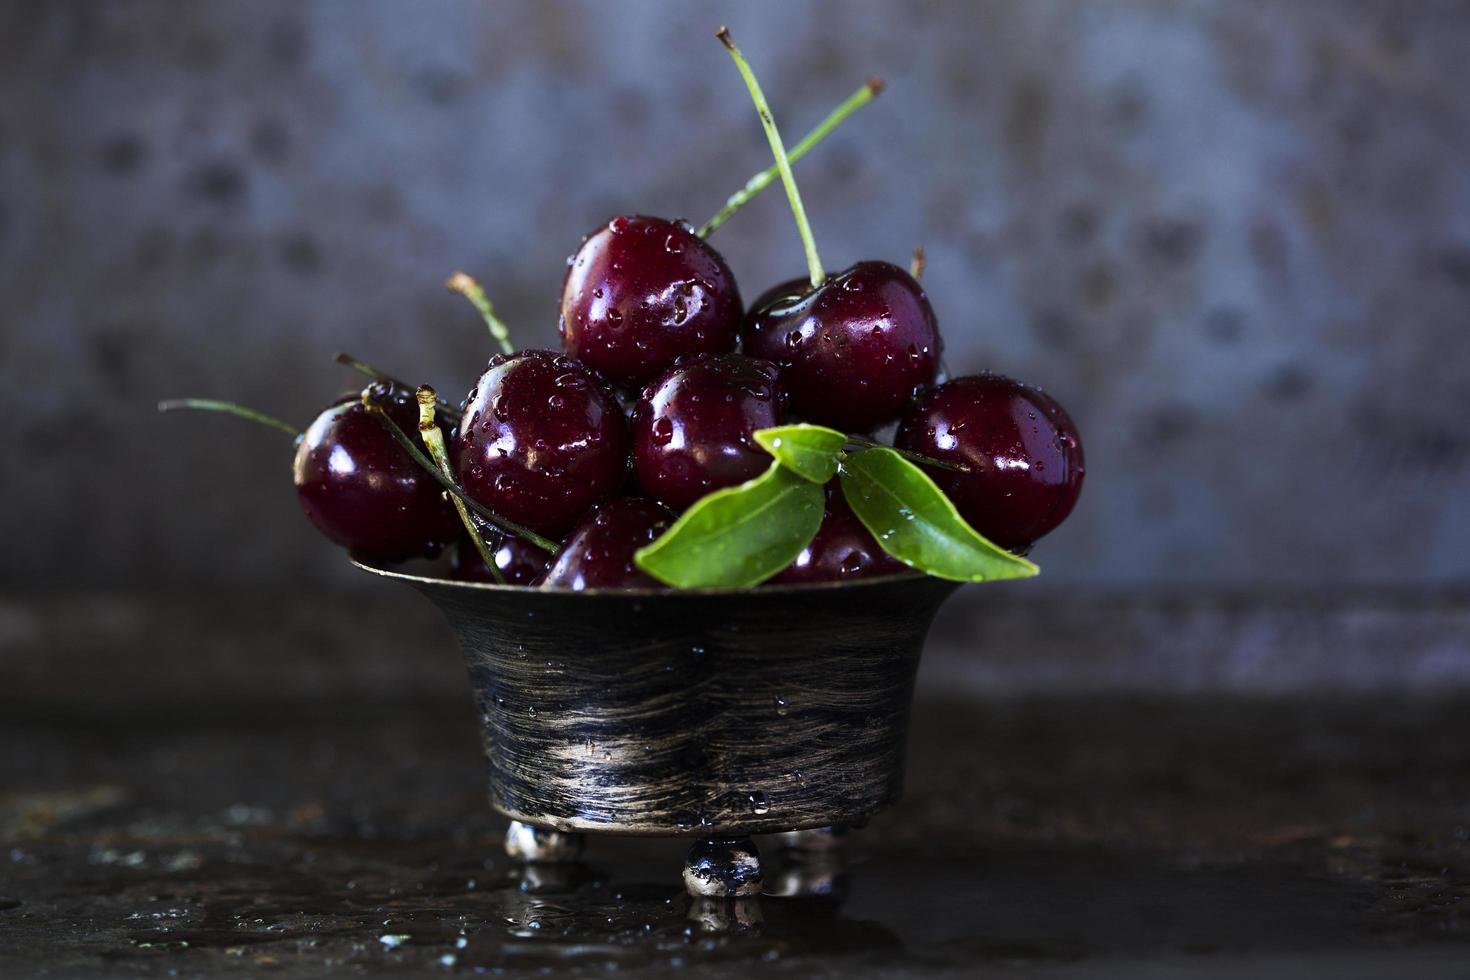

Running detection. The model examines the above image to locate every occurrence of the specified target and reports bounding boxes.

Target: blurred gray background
[3,0,1468,591]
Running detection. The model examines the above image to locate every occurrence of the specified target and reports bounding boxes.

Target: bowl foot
[503,820,585,864]
[683,836,763,897]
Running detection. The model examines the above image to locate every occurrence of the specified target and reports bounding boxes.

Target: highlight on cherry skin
[455,350,630,538]
[894,373,1085,553]
[293,384,461,562]
[630,352,787,511]
[560,215,744,390]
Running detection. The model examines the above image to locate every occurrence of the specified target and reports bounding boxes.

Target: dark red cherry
[742,261,940,431]
[560,215,743,388]
[894,374,1084,552]
[449,534,550,586]
[630,352,786,510]
[456,350,629,537]
[292,386,459,561]
[538,497,675,590]
[772,483,906,584]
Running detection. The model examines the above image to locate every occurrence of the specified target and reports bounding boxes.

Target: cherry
[293,385,460,560]
[456,350,630,537]
[539,497,675,590]
[894,373,1084,552]
[449,534,549,586]
[630,352,786,510]
[742,261,940,431]
[560,215,743,389]
[772,483,905,584]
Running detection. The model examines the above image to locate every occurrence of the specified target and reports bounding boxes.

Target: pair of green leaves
[633,423,1038,589]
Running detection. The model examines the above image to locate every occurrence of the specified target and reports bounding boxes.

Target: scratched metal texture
[388,563,958,834]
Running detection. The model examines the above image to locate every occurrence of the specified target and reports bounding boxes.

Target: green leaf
[753,423,847,483]
[635,461,826,588]
[839,447,1039,583]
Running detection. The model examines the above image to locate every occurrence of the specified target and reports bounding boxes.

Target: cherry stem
[157,399,300,438]
[909,246,925,282]
[335,352,453,412]
[845,434,970,473]
[717,27,825,289]
[446,272,515,356]
[698,77,883,238]
[416,386,505,584]
[360,389,560,554]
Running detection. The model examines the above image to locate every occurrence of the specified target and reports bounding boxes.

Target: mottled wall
[2,0,1468,590]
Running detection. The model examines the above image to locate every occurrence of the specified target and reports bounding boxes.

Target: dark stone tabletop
[3,591,1468,977]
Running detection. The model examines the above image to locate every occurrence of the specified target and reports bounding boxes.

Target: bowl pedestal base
[501,823,850,897]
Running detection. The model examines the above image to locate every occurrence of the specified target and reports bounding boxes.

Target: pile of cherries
[166,32,1084,591]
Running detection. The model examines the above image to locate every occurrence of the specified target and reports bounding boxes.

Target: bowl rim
[350,554,940,598]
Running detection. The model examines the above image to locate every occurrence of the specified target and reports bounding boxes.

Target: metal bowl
[354,558,960,838]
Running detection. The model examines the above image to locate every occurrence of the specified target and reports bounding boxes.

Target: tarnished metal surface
[400,565,958,835]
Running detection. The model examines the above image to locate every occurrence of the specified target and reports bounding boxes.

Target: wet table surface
[3,695,1468,978]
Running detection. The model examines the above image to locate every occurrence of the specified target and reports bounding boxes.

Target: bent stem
[909,246,926,282]
[446,272,515,356]
[360,390,559,554]
[157,399,300,438]
[717,27,825,289]
[698,77,883,238]
[417,386,504,584]
[845,434,970,474]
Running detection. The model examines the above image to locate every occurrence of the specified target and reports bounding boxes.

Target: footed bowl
[354,558,961,838]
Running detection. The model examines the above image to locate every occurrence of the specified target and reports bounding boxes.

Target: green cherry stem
[446,272,515,356]
[698,77,883,238]
[334,351,411,389]
[909,246,926,282]
[157,399,301,438]
[360,389,560,554]
[334,352,453,412]
[416,385,505,584]
[717,27,825,289]
[845,434,971,473]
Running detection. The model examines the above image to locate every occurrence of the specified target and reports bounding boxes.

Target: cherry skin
[292,386,459,561]
[742,261,941,431]
[894,373,1084,552]
[630,352,786,510]
[772,483,906,584]
[560,215,744,389]
[538,497,675,590]
[456,350,629,537]
[449,534,550,586]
